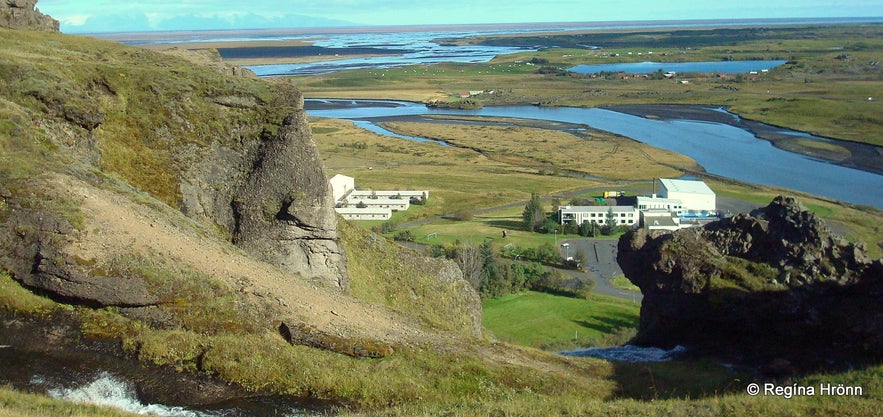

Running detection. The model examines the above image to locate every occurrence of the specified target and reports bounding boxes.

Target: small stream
[560,345,687,362]
[0,346,331,417]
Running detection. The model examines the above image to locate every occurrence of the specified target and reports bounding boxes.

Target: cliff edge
[618,196,883,369]
[0,0,58,31]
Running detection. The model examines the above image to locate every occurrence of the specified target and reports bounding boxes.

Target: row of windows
[577,212,635,218]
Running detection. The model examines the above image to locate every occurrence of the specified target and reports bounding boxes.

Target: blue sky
[37,0,883,33]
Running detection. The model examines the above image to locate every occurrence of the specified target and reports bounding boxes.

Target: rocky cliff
[0,0,58,31]
[618,196,883,369]
[0,26,481,357]
[0,28,348,291]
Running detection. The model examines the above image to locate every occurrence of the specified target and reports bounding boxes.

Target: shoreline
[600,104,883,176]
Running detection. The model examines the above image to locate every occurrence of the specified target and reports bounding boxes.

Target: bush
[393,230,415,242]
[451,209,473,221]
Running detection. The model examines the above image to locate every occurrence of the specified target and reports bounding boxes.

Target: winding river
[306,99,883,209]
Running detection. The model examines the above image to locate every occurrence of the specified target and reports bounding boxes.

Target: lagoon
[569,60,787,75]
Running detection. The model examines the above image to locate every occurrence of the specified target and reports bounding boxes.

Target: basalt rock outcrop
[0,0,59,31]
[231,110,348,289]
[618,196,883,369]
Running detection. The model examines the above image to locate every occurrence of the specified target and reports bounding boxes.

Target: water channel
[306,99,883,209]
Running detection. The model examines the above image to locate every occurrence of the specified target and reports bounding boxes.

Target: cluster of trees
[430,241,591,300]
[523,193,627,237]
[522,192,557,233]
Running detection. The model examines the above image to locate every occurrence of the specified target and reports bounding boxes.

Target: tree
[479,241,507,299]
[579,220,592,237]
[455,243,483,291]
[522,192,544,232]
[601,207,618,235]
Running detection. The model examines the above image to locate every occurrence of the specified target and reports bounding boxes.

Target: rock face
[1,0,59,31]
[177,86,348,290]
[618,196,883,368]
[231,110,348,289]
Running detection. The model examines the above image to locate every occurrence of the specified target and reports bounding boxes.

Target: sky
[36,0,883,33]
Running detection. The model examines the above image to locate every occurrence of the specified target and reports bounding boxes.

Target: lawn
[482,291,640,351]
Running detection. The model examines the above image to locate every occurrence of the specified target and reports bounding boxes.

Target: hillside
[1,23,883,417]
[0,27,498,408]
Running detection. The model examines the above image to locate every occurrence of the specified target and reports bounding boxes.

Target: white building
[329,174,355,202]
[640,209,682,231]
[335,207,392,221]
[558,205,638,227]
[636,196,685,216]
[349,190,428,200]
[658,179,716,212]
[345,196,410,211]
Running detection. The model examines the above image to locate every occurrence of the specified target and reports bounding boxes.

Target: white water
[47,372,201,417]
[560,345,687,362]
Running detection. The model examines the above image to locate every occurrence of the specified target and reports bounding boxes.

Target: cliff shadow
[607,279,883,401]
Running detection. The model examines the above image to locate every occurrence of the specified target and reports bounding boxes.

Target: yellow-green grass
[0,386,144,417]
[0,29,287,208]
[0,265,617,411]
[0,271,58,314]
[311,117,600,221]
[381,121,698,180]
[404,205,587,249]
[611,274,641,292]
[342,361,883,417]
[482,291,640,351]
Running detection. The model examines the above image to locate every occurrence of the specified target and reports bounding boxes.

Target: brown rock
[1,0,59,31]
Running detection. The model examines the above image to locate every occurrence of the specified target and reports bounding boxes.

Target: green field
[482,291,640,350]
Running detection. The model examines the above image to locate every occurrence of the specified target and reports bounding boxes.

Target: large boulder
[231,108,348,289]
[1,0,59,31]
[618,196,883,369]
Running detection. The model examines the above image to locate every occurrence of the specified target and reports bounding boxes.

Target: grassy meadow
[482,291,640,350]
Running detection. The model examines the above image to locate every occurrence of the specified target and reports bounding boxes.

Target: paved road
[558,238,643,301]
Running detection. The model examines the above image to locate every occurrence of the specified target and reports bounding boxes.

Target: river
[306,99,883,209]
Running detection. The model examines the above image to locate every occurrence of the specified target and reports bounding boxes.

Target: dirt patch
[56,174,433,346]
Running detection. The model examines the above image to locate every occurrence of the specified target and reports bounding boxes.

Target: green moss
[0,271,58,315]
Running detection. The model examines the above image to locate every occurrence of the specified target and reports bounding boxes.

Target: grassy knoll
[292,24,883,146]
[483,291,640,350]
[344,361,883,416]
